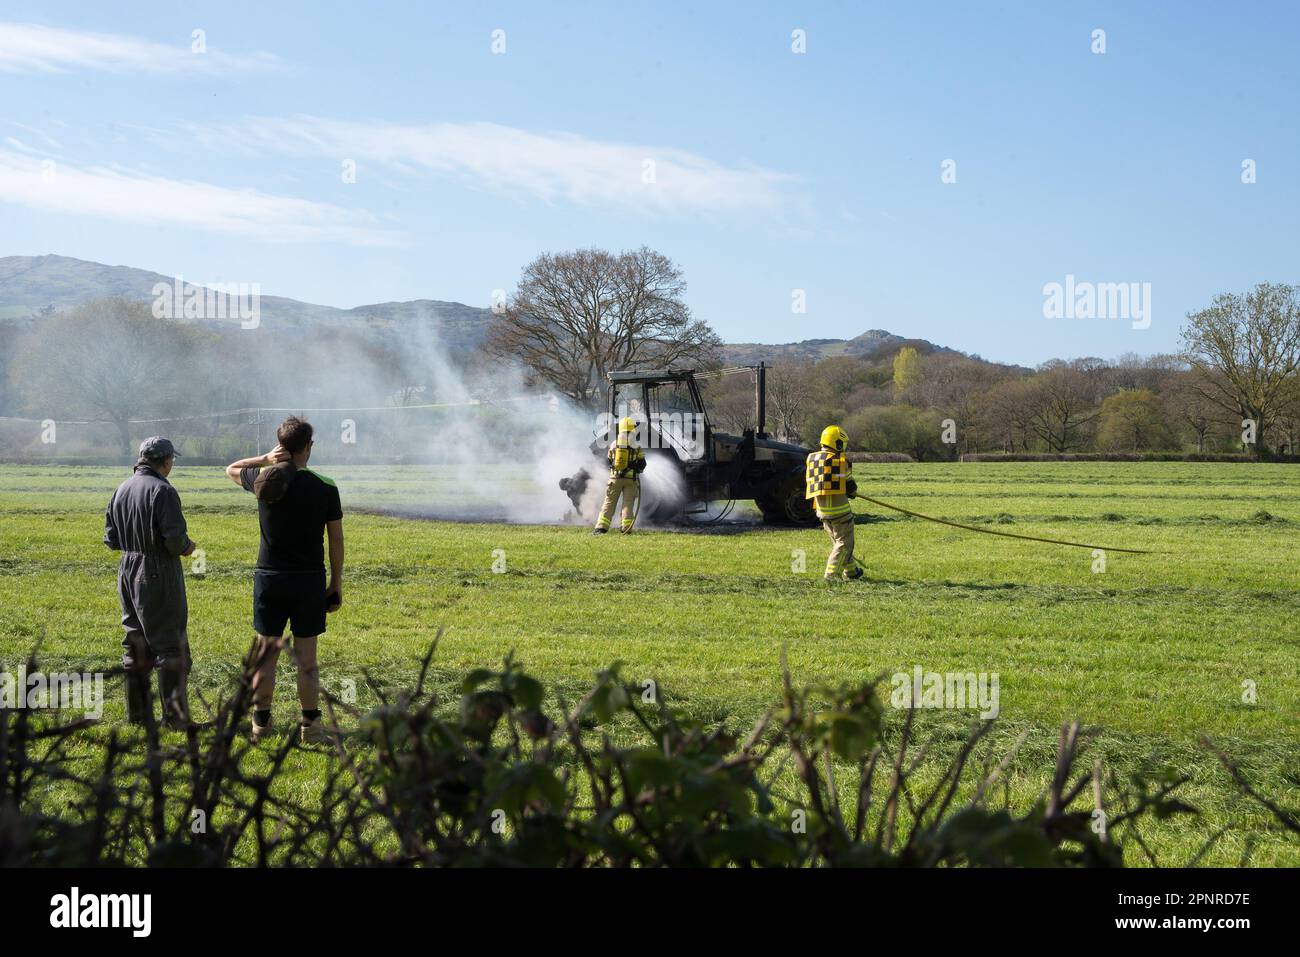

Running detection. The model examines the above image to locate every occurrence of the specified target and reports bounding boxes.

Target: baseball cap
[138,436,180,461]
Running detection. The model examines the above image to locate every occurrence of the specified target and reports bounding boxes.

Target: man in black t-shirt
[226,416,344,746]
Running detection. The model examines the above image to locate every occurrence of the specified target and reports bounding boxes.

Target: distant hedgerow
[959,452,1298,463]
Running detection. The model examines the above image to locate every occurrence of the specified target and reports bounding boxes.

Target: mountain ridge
[0,254,960,364]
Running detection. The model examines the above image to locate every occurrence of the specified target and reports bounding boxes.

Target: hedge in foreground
[2,641,1295,867]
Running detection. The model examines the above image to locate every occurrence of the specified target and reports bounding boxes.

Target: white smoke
[6,293,654,520]
[283,314,606,523]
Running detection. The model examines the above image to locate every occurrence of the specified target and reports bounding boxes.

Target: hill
[1,254,969,367]
[0,254,492,356]
[721,329,961,365]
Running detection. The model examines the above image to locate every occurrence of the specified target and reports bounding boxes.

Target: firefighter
[806,425,862,581]
[594,416,646,534]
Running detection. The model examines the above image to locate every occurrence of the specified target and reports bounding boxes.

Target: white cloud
[0,150,400,246]
[0,21,280,74]
[202,116,794,217]
[9,122,62,150]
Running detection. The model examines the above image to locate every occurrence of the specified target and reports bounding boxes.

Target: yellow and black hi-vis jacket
[607,442,647,480]
[805,449,854,520]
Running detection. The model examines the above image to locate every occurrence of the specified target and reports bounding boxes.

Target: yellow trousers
[596,477,640,532]
[821,513,856,578]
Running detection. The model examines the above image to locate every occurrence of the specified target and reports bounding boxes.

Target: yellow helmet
[618,417,637,434]
[820,425,848,452]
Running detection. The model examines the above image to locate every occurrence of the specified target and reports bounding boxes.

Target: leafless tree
[975,377,1038,452]
[0,320,25,415]
[12,298,199,455]
[815,355,877,403]
[1273,377,1300,455]
[1104,352,1183,393]
[766,362,813,443]
[487,247,720,409]
[1164,369,1230,452]
[1026,361,1103,452]
[709,391,756,434]
[916,354,1001,453]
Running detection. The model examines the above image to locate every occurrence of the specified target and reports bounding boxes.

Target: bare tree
[1180,283,1300,454]
[815,355,875,404]
[487,247,721,408]
[708,389,756,434]
[766,362,812,443]
[916,354,1000,454]
[0,320,25,415]
[12,298,199,455]
[1105,352,1183,393]
[1273,376,1300,455]
[1024,361,1103,452]
[1164,369,1230,452]
[975,377,1038,452]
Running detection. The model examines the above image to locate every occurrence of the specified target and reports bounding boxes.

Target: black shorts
[253,570,327,638]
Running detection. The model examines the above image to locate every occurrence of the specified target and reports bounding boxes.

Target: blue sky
[1,1,1296,365]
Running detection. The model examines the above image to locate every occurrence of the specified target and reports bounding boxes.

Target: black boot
[125,670,152,725]
[158,665,189,729]
[122,635,155,725]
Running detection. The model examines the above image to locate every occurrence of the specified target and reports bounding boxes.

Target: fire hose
[848,493,1155,555]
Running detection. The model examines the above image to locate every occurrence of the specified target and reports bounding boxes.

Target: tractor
[590,363,817,526]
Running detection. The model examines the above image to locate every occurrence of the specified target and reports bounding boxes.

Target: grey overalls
[104,464,193,723]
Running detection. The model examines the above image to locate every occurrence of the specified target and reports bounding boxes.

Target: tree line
[708,344,1298,459]
[487,250,1300,458]
[1,247,1297,460]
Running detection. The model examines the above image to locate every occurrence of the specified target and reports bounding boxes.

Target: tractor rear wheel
[756,478,817,526]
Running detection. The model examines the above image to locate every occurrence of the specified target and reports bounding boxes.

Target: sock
[301,709,321,725]
[254,709,271,726]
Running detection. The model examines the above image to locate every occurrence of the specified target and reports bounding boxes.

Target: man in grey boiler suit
[104,436,196,727]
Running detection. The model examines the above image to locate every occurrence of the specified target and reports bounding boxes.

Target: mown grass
[0,462,1296,865]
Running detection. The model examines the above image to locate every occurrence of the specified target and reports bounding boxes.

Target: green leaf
[461,668,496,693]
[820,711,876,761]
[508,674,544,710]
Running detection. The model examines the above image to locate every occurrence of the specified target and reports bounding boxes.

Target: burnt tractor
[590,363,817,526]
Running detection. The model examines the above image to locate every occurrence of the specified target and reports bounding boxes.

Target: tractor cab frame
[596,364,817,525]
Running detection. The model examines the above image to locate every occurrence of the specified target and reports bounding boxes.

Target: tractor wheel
[757,478,817,526]
[642,489,684,524]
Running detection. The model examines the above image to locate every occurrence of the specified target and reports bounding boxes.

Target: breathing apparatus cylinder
[612,417,636,472]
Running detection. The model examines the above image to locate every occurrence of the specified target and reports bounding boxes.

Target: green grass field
[0,461,1297,865]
